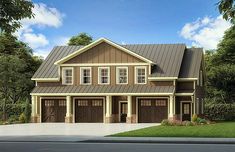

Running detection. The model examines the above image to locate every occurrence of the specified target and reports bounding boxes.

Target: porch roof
[31,85,174,95]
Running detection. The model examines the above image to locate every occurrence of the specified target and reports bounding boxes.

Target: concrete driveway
[0,123,158,137]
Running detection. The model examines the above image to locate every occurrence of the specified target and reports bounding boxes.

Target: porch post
[31,95,37,123]
[105,96,112,123]
[168,95,174,120]
[127,95,133,123]
[65,96,72,123]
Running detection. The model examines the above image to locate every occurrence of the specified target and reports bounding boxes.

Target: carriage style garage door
[138,98,168,123]
[41,99,66,122]
[75,99,104,122]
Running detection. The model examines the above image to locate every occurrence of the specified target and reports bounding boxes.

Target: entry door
[182,103,191,121]
[120,102,127,122]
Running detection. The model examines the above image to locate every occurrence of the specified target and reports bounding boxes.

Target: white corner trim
[134,66,147,84]
[98,67,110,85]
[54,38,154,65]
[61,67,74,85]
[80,67,92,85]
[116,67,128,84]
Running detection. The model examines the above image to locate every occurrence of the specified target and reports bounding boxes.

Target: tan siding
[129,66,134,84]
[64,42,143,64]
[176,81,194,90]
[149,81,174,86]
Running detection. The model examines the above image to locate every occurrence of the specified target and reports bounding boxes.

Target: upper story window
[98,67,110,84]
[62,67,73,85]
[116,67,128,84]
[80,67,92,85]
[135,66,147,84]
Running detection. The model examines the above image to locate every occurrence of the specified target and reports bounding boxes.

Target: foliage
[0,0,34,34]
[204,102,235,120]
[205,25,235,103]
[24,99,31,123]
[192,114,198,122]
[68,33,93,46]
[8,115,18,123]
[218,0,235,23]
[19,113,26,123]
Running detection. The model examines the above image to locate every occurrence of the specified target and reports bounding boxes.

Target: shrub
[204,103,235,121]
[161,119,170,126]
[19,113,27,123]
[183,121,194,126]
[192,114,198,122]
[24,100,31,123]
[199,118,207,124]
[8,115,18,124]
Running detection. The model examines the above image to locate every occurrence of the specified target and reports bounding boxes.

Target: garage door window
[78,100,88,106]
[45,100,54,106]
[59,100,66,106]
[92,100,102,106]
[156,100,166,106]
[140,100,151,106]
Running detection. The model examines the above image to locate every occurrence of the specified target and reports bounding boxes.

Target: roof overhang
[148,77,178,81]
[54,38,154,65]
[177,78,198,81]
[30,93,173,96]
[31,78,60,82]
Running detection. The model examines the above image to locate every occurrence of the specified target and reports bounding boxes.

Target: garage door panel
[75,99,103,123]
[138,99,168,123]
[42,99,66,122]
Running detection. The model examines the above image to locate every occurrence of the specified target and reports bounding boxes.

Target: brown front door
[182,103,191,121]
[120,102,127,122]
[138,99,168,123]
[75,99,103,122]
[41,99,66,122]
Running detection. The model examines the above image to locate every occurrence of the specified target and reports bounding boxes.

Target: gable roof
[32,39,201,80]
[178,48,203,78]
[54,38,154,65]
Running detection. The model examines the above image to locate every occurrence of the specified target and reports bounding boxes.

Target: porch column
[192,95,196,115]
[127,96,133,123]
[65,96,72,123]
[31,95,37,123]
[105,96,112,123]
[168,95,174,119]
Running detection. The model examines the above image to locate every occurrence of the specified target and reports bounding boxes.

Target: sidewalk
[0,136,235,144]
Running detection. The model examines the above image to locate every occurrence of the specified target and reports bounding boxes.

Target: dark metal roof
[179,48,203,78]
[31,85,174,94]
[32,43,188,79]
[122,44,186,77]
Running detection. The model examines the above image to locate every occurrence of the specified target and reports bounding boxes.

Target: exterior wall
[175,96,192,120]
[64,42,143,64]
[149,81,174,86]
[176,81,194,91]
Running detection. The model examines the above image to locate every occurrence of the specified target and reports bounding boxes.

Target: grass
[111,122,235,138]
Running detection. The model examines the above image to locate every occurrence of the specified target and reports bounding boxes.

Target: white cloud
[180,15,232,50]
[15,3,65,58]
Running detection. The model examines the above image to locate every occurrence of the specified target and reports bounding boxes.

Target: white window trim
[80,67,92,85]
[98,67,110,85]
[62,67,74,85]
[116,67,128,84]
[135,66,147,84]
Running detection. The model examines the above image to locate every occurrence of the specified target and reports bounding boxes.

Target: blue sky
[17,0,231,57]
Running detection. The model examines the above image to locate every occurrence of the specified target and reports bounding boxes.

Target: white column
[66,96,72,117]
[192,95,196,114]
[106,96,112,117]
[31,95,36,117]
[169,95,173,118]
[127,96,132,117]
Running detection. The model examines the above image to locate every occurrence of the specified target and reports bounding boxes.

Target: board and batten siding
[64,42,144,64]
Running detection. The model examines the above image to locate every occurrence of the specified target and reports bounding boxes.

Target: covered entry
[75,98,104,122]
[138,98,168,123]
[41,99,66,122]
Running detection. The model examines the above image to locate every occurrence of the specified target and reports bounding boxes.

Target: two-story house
[30,38,205,123]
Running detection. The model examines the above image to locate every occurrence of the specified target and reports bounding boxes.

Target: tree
[0,0,34,34]
[218,0,235,23]
[0,34,43,120]
[68,33,93,46]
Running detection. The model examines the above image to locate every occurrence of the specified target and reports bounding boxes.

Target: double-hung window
[116,67,128,84]
[80,67,91,85]
[62,67,73,85]
[98,67,110,84]
[135,66,146,84]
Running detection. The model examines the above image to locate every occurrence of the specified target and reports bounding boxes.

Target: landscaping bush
[8,115,19,124]
[24,100,31,123]
[19,113,27,123]
[192,114,198,122]
[204,103,235,121]
[161,119,170,126]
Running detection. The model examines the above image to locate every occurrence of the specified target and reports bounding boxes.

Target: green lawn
[111,122,235,138]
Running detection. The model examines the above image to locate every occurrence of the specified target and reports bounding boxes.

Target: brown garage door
[138,98,168,123]
[75,99,103,122]
[41,99,66,122]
